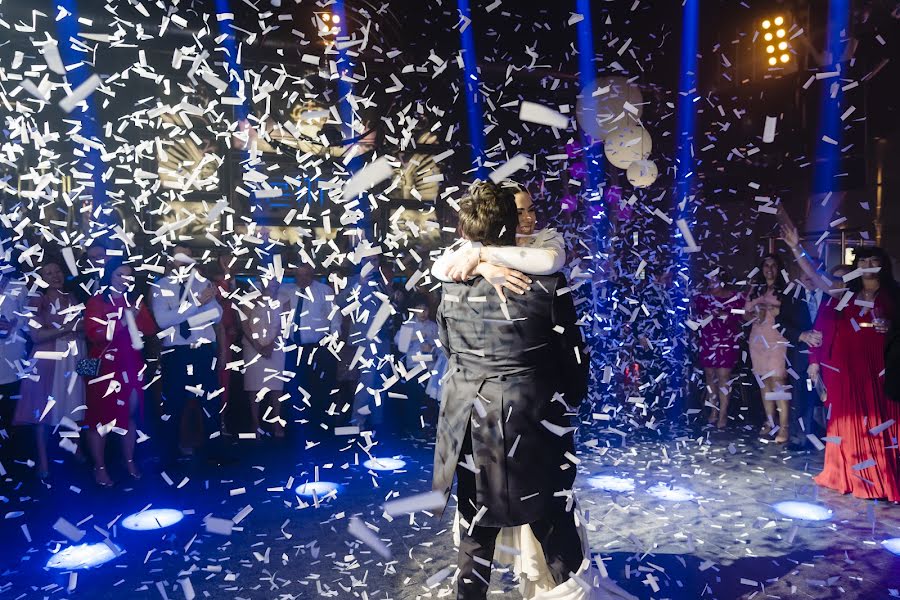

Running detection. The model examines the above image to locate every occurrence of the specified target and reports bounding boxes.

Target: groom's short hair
[457,180,517,246]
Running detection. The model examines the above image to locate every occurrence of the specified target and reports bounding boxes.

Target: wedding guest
[151,245,222,462]
[394,295,440,430]
[341,256,396,432]
[0,264,27,433]
[68,241,107,303]
[693,269,744,428]
[241,276,288,437]
[14,257,86,479]
[744,254,816,444]
[206,257,240,435]
[789,243,900,501]
[281,259,342,435]
[83,258,157,486]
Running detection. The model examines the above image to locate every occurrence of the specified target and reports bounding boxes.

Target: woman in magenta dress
[807,248,900,501]
[693,270,744,428]
[84,259,157,486]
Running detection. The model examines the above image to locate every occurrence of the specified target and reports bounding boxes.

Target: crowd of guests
[688,220,900,502]
[0,241,446,487]
[0,180,897,506]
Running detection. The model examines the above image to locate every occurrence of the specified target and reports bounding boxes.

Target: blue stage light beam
[575,0,604,196]
[458,0,486,177]
[812,0,849,195]
[55,0,107,224]
[670,0,700,412]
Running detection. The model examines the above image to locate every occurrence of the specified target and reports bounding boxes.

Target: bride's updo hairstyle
[457,180,518,246]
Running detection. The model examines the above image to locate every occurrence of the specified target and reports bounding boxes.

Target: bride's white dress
[451,504,637,600]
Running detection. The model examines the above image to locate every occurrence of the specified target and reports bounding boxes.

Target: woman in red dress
[693,270,744,428]
[785,232,900,502]
[84,259,157,487]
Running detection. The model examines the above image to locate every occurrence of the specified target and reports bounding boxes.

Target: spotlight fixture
[772,501,832,521]
[322,13,331,21]
[759,13,795,73]
[332,14,340,24]
[362,457,407,471]
[121,508,184,531]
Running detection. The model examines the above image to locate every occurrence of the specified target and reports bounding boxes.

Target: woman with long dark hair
[783,224,900,501]
[744,254,791,442]
[14,255,86,479]
[83,257,157,486]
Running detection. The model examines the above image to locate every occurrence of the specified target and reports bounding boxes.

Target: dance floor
[2,424,899,599]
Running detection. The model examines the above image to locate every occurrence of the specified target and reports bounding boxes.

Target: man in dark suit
[431,181,589,599]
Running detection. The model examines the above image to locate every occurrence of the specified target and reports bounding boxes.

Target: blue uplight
[295,481,341,498]
[46,543,118,570]
[646,483,697,502]
[121,509,185,531]
[587,475,635,493]
[363,457,407,471]
[457,0,485,177]
[772,501,833,521]
[882,538,900,556]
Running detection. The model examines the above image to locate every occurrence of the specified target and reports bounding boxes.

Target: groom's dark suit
[433,272,589,599]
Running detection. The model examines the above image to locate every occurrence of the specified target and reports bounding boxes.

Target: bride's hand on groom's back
[475,263,531,303]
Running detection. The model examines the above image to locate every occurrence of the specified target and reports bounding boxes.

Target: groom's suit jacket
[432,272,588,527]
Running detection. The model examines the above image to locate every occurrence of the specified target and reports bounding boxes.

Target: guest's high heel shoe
[93,466,114,488]
[125,459,142,480]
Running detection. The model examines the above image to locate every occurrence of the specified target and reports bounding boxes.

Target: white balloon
[626,159,658,188]
[576,78,643,141]
[604,125,652,169]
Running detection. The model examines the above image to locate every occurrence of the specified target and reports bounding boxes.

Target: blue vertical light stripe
[812,0,849,195]
[458,0,485,177]
[576,0,604,195]
[671,0,699,407]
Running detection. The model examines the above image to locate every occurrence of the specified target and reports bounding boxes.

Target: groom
[432,181,589,599]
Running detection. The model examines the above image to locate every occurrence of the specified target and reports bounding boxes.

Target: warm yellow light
[332,14,340,24]
[774,16,784,26]
[320,24,329,32]
[322,13,331,21]
[764,32,773,41]
[762,19,771,29]
[766,45,775,53]
[780,53,790,63]
[776,28,786,38]
[778,41,787,50]
[768,56,777,65]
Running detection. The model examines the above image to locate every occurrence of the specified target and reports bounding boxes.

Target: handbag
[76,340,113,378]
[76,357,101,378]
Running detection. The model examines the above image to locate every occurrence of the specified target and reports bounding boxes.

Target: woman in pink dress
[693,271,744,428]
[14,258,86,479]
[84,259,157,486]
[744,255,792,442]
